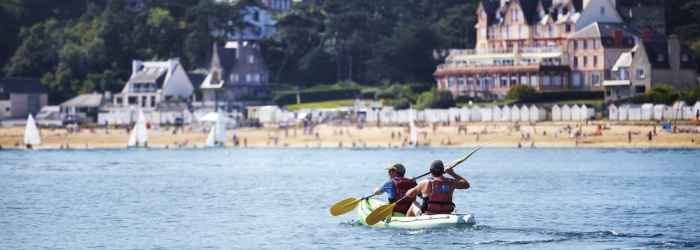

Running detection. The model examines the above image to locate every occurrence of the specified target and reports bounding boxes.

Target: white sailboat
[127,109,148,147]
[24,113,41,148]
[204,108,228,147]
[409,105,418,147]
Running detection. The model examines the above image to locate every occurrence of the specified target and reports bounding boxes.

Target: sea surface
[1,146,699,249]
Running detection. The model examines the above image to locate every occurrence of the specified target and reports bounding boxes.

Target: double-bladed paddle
[330,194,377,216]
[364,142,490,225]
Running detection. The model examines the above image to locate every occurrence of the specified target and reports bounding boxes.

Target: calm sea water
[1,146,699,249]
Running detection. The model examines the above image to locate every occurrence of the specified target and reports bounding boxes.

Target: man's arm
[445,167,470,189]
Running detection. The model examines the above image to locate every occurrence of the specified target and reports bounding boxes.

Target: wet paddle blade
[330,198,361,216]
[365,204,396,225]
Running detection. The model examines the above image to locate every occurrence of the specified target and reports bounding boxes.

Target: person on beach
[406,160,470,216]
[374,163,417,215]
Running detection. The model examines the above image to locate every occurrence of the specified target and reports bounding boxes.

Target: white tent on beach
[627,104,643,120]
[561,104,571,121]
[480,106,493,122]
[529,105,546,121]
[580,104,595,120]
[470,106,482,121]
[501,105,511,121]
[608,104,619,120]
[492,106,502,122]
[551,104,562,121]
[641,103,654,120]
[510,105,521,122]
[520,104,530,122]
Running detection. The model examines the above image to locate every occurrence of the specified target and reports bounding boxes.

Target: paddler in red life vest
[406,160,470,216]
[373,163,417,215]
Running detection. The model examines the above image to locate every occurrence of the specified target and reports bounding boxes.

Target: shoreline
[2,121,699,149]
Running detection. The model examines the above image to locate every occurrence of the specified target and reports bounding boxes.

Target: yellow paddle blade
[330,198,361,216]
[365,203,396,225]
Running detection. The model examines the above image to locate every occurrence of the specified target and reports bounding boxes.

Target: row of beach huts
[259,101,700,125]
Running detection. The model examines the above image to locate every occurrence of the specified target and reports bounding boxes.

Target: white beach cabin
[628,104,643,120]
[480,106,493,122]
[618,104,630,120]
[608,104,619,120]
[492,106,502,122]
[470,106,482,121]
[580,104,595,120]
[519,104,530,122]
[560,104,571,121]
[529,105,547,121]
[510,105,521,122]
[641,103,654,120]
[570,104,581,121]
[551,104,561,121]
[501,105,511,122]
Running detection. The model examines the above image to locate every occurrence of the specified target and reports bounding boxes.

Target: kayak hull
[357,198,475,229]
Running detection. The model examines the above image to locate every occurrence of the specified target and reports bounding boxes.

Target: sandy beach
[2,120,700,149]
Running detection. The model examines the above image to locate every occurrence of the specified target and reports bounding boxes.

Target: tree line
[0,0,698,105]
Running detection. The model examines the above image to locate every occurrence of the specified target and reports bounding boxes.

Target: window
[480,27,486,37]
[593,56,598,67]
[657,55,664,62]
[480,10,486,20]
[246,74,252,82]
[636,69,645,79]
[511,9,517,21]
[520,75,528,85]
[594,40,599,49]
[583,56,588,67]
[583,40,588,49]
[566,24,571,33]
[508,26,512,39]
[554,75,562,86]
[600,6,605,16]
[458,77,465,89]
[682,55,689,61]
[501,76,508,88]
[467,77,474,88]
[248,56,254,63]
[548,25,554,37]
[231,74,239,82]
[530,75,538,87]
[573,56,578,67]
[543,75,551,87]
[536,25,541,35]
[592,73,600,87]
[511,76,517,86]
[572,72,581,87]
[519,26,525,38]
[573,40,578,50]
[449,77,455,89]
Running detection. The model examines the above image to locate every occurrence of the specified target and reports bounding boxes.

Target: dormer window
[248,55,254,63]
[682,55,689,61]
[600,6,605,16]
[657,55,664,61]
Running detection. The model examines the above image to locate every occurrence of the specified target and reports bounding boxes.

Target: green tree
[506,84,537,102]
[416,88,455,109]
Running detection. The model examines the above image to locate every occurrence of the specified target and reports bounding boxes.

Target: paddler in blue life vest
[374,163,417,215]
[406,160,470,216]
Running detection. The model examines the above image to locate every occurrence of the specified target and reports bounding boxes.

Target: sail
[127,109,148,147]
[409,105,417,146]
[204,108,227,147]
[24,114,41,146]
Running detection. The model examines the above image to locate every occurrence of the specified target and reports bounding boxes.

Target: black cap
[430,160,444,174]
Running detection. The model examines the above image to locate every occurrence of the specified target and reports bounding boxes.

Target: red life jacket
[390,177,417,214]
[422,177,455,214]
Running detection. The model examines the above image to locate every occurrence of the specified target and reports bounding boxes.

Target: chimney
[613,29,623,47]
[132,60,143,74]
[668,38,680,70]
[642,29,652,42]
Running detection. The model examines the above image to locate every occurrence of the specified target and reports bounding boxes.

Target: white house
[641,103,654,120]
[114,58,193,109]
[551,104,562,121]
